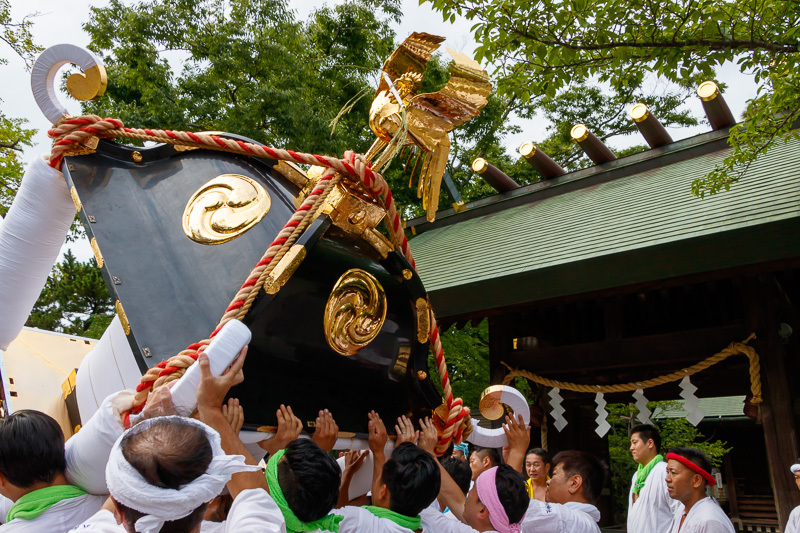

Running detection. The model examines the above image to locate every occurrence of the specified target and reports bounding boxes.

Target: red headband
[666,453,716,486]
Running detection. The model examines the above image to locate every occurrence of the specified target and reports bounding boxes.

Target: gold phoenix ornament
[366,33,491,222]
[182,174,271,244]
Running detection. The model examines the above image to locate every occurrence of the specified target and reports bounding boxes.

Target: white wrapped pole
[0,157,75,350]
[76,316,141,424]
[168,320,252,414]
[467,385,531,448]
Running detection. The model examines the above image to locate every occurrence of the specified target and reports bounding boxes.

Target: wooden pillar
[743,276,800,529]
[488,316,510,385]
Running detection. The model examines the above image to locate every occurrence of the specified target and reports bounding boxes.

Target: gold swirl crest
[324,269,387,356]
[182,174,271,245]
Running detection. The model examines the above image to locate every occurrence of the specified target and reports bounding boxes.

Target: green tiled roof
[409,135,800,317]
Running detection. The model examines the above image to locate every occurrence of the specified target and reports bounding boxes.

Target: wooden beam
[743,276,800,530]
[501,324,749,375]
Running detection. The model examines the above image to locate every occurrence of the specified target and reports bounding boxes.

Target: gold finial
[66,65,108,101]
[697,81,720,102]
[630,103,650,123]
[570,124,589,142]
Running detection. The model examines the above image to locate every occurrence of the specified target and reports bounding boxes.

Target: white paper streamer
[549,387,567,432]
[679,376,705,426]
[633,388,652,425]
[0,157,75,350]
[595,392,610,437]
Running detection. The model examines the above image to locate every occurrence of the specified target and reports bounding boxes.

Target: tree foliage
[26,250,115,339]
[0,0,40,215]
[427,320,490,409]
[426,0,800,197]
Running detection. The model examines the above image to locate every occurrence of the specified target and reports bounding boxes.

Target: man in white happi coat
[783,461,800,533]
[627,424,682,533]
[665,447,734,533]
[521,450,606,533]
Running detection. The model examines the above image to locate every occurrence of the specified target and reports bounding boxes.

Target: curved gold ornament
[182,174,271,245]
[66,65,107,101]
[479,385,512,420]
[324,269,387,356]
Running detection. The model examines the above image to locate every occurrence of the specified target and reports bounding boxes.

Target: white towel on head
[791,464,800,474]
[105,416,260,533]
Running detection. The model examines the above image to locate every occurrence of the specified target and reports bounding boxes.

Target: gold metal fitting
[324,269,387,356]
[115,300,131,335]
[66,65,108,101]
[90,238,104,268]
[697,81,720,101]
[519,142,537,158]
[402,269,413,280]
[70,186,82,213]
[416,298,430,344]
[452,201,467,213]
[630,103,650,123]
[417,370,428,381]
[131,151,143,163]
[263,245,307,295]
[479,385,510,420]
[471,157,488,174]
[570,124,589,142]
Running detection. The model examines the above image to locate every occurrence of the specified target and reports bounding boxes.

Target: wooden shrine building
[407,124,800,530]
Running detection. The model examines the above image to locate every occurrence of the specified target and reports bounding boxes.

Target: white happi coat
[786,506,800,533]
[628,461,683,533]
[327,506,418,533]
[0,494,105,532]
[669,497,735,533]
[70,488,285,532]
[420,501,485,533]
[521,499,601,533]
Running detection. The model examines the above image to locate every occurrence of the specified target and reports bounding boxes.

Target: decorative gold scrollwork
[182,174,271,245]
[324,269,387,356]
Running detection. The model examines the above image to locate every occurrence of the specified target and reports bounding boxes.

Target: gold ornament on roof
[366,32,492,222]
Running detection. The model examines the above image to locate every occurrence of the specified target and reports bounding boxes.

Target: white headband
[106,416,260,533]
[791,464,800,474]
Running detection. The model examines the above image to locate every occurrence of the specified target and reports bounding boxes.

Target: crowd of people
[0,346,797,532]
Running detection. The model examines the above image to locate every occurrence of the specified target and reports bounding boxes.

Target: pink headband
[666,453,717,486]
[475,467,521,533]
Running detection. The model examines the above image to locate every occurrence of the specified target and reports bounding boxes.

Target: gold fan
[366,32,491,221]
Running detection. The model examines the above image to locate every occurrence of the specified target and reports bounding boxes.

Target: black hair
[526,448,552,466]
[472,446,503,467]
[668,447,713,484]
[0,410,66,488]
[489,465,529,524]
[278,439,340,522]
[630,424,662,453]
[382,442,441,516]
[441,456,472,495]
[116,417,213,533]
[552,450,608,504]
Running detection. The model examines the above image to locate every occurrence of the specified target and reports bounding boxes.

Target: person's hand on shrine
[258,404,303,454]
[196,346,248,415]
[340,449,369,480]
[141,382,176,420]
[223,398,244,434]
[395,415,419,445]
[502,413,530,473]
[417,416,438,455]
[367,411,388,456]
[312,409,339,452]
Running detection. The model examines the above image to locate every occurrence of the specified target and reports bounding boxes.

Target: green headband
[266,448,343,533]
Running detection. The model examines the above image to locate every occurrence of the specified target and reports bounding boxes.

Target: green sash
[364,505,422,531]
[266,449,343,532]
[633,454,664,495]
[6,485,87,522]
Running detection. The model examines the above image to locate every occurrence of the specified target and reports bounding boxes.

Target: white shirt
[420,502,485,533]
[628,461,683,533]
[1,493,105,532]
[330,506,417,533]
[669,497,735,533]
[71,488,285,532]
[521,499,601,533]
[786,505,800,533]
